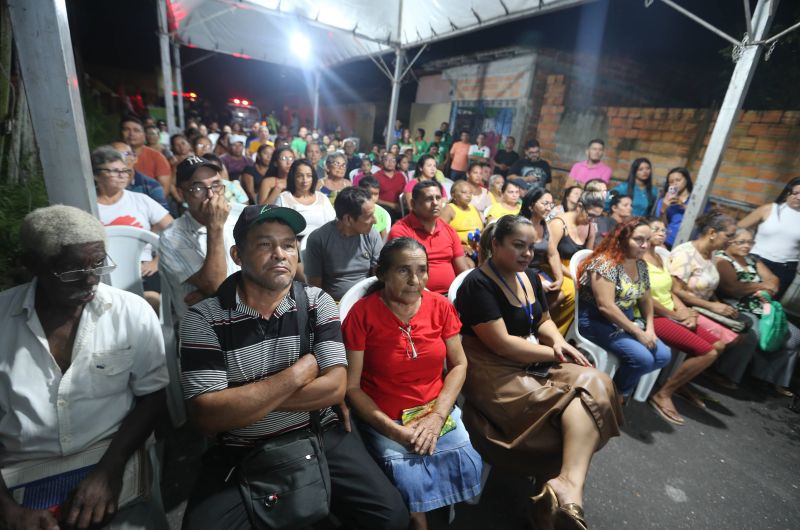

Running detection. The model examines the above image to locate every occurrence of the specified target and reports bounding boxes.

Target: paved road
[163,376,800,529]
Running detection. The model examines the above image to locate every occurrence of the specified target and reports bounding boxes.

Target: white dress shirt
[0,280,169,465]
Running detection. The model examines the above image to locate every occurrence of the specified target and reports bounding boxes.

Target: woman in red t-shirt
[342,237,482,530]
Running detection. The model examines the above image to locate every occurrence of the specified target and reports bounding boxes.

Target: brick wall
[532,74,800,208]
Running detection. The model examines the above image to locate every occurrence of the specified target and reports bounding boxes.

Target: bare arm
[716,259,774,299]
[240,172,256,204]
[346,349,410,440]
[471,318,555,364]
[590,272,642,336]
[548,217,572,278]
[276,366,346,411]
[187,355,319,435]
[152,213,174,233]
[453,255,471,273]
[737,203,770,229]
[440,204,456,223]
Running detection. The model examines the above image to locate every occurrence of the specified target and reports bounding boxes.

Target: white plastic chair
[105,226,159,296]
[398,191,407,217]
[448,269,472,304]
[105,226,186,426]
[441,177,454,196]
[338,276,378,321]
[565,249,614,374]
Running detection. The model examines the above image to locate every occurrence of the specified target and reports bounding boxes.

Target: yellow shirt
[247,139,274,156]
[448,203,483,244]
[647,260,675,311]
[485,202,520,220]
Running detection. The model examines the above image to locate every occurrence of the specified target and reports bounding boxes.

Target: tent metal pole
[173,42,185,131]
[673,0,779,246]
[385,47,404,149]
[157,0,176,133]
[6,0,97,215]
[312,70,321,130]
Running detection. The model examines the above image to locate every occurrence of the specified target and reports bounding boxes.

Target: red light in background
[189,92,197,98]
[241,99,250,106]
[233,98,241,104]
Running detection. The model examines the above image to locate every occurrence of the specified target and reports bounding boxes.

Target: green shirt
[374,204,390,235]
[290,137,307,155]
[413,140,429,162]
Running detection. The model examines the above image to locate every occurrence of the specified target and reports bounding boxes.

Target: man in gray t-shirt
[305,188,383,300]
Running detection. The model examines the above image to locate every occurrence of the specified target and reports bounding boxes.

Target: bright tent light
[290,32,311,62]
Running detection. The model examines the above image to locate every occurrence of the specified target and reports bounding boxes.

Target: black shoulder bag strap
[292,281,322,435]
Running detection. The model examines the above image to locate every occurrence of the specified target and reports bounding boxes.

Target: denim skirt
[357,405,484,513]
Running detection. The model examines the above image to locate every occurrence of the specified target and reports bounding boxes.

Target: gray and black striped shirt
[179,273,346,446]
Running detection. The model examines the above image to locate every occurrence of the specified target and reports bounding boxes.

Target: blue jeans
[579,305,671,396]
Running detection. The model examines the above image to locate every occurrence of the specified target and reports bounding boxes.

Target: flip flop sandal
[649,399,685,425]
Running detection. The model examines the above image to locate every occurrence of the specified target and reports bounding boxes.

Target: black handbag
[236,282,331,530]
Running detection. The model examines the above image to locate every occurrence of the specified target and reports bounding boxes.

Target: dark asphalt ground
[162,375,800,530]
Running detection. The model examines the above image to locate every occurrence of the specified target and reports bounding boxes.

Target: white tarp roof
[173,0,593,66]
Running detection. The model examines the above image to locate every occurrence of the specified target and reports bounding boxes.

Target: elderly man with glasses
[159,156,242,322]
[0,205,170,530]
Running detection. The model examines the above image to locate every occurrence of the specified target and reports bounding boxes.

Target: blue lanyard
[487,259,534,333]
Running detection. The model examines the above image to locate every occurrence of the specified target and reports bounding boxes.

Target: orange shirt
[449,141,470,172]
[134,145,171,180]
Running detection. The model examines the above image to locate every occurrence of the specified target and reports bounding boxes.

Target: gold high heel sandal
[531,484,588,530]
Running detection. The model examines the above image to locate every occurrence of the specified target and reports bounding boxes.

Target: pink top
[568,160,612,184]
[403,179,448,200]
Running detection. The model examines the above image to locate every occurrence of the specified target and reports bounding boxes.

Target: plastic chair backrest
[441,178,454,196]
[568,249,594,342]
[339,276,378,321]
[104,226,160,297]
[448,269,472,304]
[399,192,406,217]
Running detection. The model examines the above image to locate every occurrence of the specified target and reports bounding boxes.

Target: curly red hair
[577,217,651,279]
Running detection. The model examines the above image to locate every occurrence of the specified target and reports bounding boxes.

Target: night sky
[65,0,799,123]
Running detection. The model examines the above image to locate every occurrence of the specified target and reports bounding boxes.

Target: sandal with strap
[556,503,588,530]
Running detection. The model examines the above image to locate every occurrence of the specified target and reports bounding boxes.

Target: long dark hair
[776,176,800,205]
[414,154,438,180]
[661,167,694,197]
[561,185,582,210]
[478,215,533,265]
[365,237,428,296]
[577,217,650,280]
[519,187,551,219]
[627,158,655,214]
[267,145,294,178]
[285,159,318,196]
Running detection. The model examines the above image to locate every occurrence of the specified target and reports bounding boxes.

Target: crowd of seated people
[3,113,799,530]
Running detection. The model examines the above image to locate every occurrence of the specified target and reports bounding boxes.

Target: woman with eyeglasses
[92,145,173,311]
[715,227,799,397]
[643,218,730,424]
[274,159,335,238]
[736,177,800,299]
[547,190,604,334]
[257,145,294,204]
[455,215,621,530]
[342,237,483,530]
[668,210,757,391]
[318,151,352,206]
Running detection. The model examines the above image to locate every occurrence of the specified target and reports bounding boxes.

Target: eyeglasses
[631,236,650,245]
[280,156,295,162]
[650,226,667,233]
[98,168,132,177]
[186,181,225,197]
[538,201,555,208]
[52,255,117,282]
[328,162,346,168]
[731,239,754,246]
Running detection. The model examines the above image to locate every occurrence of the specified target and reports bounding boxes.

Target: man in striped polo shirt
[179,204,408,530]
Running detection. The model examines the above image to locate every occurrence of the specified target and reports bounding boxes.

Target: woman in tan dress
[454,214,622,530]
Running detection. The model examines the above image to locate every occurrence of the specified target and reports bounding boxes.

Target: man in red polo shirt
[388,180,470,294]
[374,153,406,221]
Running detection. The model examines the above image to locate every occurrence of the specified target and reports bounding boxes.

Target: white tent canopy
[174,0,592,67]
